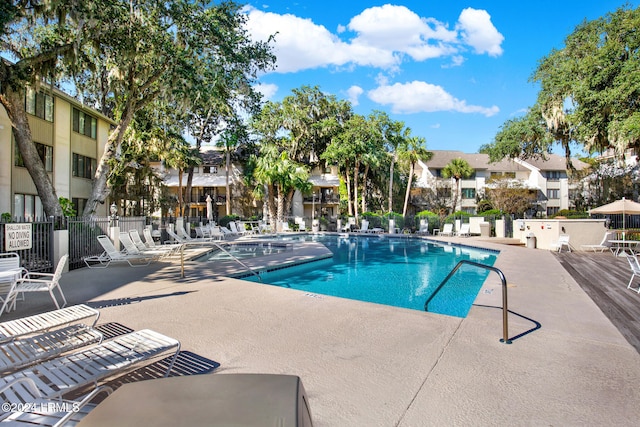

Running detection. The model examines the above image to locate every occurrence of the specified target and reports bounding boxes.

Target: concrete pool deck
[3,235,640,426]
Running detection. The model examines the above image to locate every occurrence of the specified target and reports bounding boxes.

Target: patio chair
[580,231,615,253]
[341,217,356,232]
[626,254,640,293]
[166,228,192,244]
[1,255,69,315]
[0,377,112,426]
[84,235,154,268]
[0,329,181,400]
[355,219,370,233]
[550,234,571,252]
[415,220,430,235]
[119,232,167,259]
[0,324,103,375]
[456,223,471,237]
[0,253,27,314]
[142,228,183,251]
[229,221,245,236]
[439,223,454,236]
[176,224,194,241]
[0,304,100,344]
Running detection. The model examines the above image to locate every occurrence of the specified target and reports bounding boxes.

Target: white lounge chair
[456,223,471,237]
[0,329,180,400]
[626,254,640,293]
[119,232,166,260]
[143,228,183,250]
[1,255,69,315]
[341,217,356,232]
[355,219,370,233]
[0,324,103,374]
[0,378,112,426]
[229,221,245,236]
[439,223,454,236]
[176,224,194,241]
[0,304,99,344]
[580,231,615,253]
[84,235,154,268]
[550,234,571,252]
[416,220,430,235]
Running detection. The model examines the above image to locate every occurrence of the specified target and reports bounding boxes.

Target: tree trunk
[177,169,184,217]
[388,155,395,213]
[402,162,414,217]
[451,178,459,213]
[284,187,295,220]
[2,87,63,217]
[83,103,136,217]
[185,166,194,216]
[345,166,353,216]
[361,164,369,214]
[276,185,285,231]
[266,184,277,228]
[353,160,360,221]
[225,150,231,216]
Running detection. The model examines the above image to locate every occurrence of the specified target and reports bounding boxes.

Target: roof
[423,150,589,172]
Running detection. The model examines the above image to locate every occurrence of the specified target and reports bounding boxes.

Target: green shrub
[218,215,240,227]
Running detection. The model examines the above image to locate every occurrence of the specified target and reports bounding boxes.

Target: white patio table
[608,239,640,256]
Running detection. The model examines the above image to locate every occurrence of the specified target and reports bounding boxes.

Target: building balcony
[303,196,340,204]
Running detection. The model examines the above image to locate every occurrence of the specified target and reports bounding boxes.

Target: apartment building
[0,87,114,218]
[414,150,589,217]
[161,150,341,223]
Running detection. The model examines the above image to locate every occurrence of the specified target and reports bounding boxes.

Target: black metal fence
[67,216,147,270]
[0,217,54,273]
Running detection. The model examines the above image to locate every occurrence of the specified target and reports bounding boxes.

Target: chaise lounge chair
[119,232,168,260]
[84,235,155,268]
[580,231,615,253]
[0,329,180,400]
[0,378,112,426]
[0,324,103,375]
[0,304,100,344]
[456,223,471,237]
[439,223,454,236]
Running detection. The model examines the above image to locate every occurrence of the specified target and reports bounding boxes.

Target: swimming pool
[243,235,498,317]
[196,242,292,261]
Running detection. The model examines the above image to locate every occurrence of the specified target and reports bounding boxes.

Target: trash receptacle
[479,222,490,237]
[526,233,536,249]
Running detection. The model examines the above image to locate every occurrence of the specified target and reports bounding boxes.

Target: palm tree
[398,136,431,217]
[252,145,310,230]
[217,129,241,216]
[441,158,474,213]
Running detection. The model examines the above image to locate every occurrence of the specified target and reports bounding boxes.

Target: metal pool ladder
[424,260,511,344]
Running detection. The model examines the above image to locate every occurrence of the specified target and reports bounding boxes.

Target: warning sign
[4,223,32,251]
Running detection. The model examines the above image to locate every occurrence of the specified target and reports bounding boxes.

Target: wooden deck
[555,250,640,353]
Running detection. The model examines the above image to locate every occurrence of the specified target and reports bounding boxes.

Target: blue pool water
[244,235,498,318]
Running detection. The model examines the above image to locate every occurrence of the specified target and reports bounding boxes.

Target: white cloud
[456,8,504,57]
[244,5,503,74]
[346,85,364,106]
[245,7,394,73]
[254,83,278,100]
[367,81,499,117]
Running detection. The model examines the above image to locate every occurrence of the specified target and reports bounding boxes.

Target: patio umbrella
[590,197,640,238]
[206,195,213,221]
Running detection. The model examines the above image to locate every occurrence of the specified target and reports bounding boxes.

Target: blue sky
[242,1,639,154]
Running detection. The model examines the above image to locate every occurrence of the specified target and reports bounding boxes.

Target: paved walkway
[3,236,640,426]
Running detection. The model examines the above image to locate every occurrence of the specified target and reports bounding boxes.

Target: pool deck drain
[3,235,639,426]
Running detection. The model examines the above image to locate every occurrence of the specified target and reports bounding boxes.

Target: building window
[203,166,218,174]
[433,169,442,178]
[14,194,43,220]
[546,171,562,180]
[15,142,53,172]
[72,198,87,216]
[547,207,559,216]
[547,189,560,199]
[72,108,97,139]
[25,88,54,122]
[461,188,476,199]
[72,153,96,179]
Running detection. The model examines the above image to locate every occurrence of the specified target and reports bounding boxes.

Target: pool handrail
[424,260,511,344]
